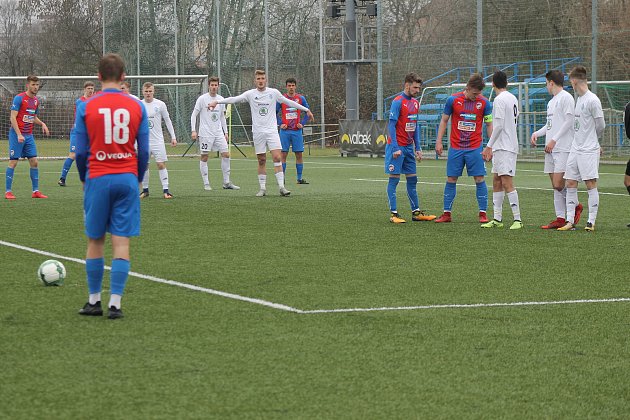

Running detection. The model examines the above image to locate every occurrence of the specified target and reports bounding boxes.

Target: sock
[86,257,105,296]
[274,170,285,188]
[587,188,599,224]
[60,158,73,180]
[553,189,567,219]
[142,169,149,189]
[627,185,630,195]
[405,176,419,211]
[109,258,130,308]
[566,187,578,224]
[443,182,457,212]
[200,161,209,186]
[296,163,304,181]
[282,162,287,173]
[5,167,14,192]
[30,168,39,192]
[159,168,169,190]
[492,191,505,222]
[507,190,521,221]
[109,294,122,310]
[89,293,101,305]
[476,181,488,212]
[258,174,267,190]
[221,157,230,184]
[387,177,400,213]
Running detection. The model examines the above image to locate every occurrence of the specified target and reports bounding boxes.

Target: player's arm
[484,109,503,161]
[190,98,202,140]
[276,91,314,122]
[136,106,150,183]
[212,92,249,107]
[483,100,493,139]
[388,98,402,156]
[34,116,50,135]
[299,96,310,128]
[414,121,422,161]
[276,101,284,128]
[161,105,177,146]
[592,99,606,138]
[9,96,23,140]
[624,102,630,139]
[220,105,228,139]
[74,103,89,182]
[435,96,454,156]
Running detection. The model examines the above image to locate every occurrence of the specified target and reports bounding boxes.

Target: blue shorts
[84,173,141,239]
[8,130,37,160]
[279,129,304,153]
[69,128,77,153]
[446,147,487,177]
[384,144,417,175]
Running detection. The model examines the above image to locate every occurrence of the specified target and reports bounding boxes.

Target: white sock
[587,188,599,224]
[141,169,149,189]
[507,190,521,221]
[89,293,101,305]
[108,294,122,309]
[566,187,578,224]
[200,160,209,186]
[274,162,284,188]
[554,189,567,219]
[221,157,230,184]
[258,174,267,190]
[492,191,504,222]
[159,168,169,190]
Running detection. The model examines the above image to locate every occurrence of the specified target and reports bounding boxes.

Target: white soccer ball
[37,259,66,286]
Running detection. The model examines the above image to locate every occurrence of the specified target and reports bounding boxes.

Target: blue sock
[30,168,39,191]
[110,259,130,296]
[60,158,73,180]
[5,167,14,192]
[476,181,488,212]
[296,163,304,180]
[86,257,105,295]
[282,162,287,173]
[443,182,457,211]
[406,176,419,210]
[387,177,400,212]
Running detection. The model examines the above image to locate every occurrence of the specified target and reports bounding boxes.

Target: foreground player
[530,70,583,229]
[558,66,605,232]
[481,71,522,230]
[276,78,310,184]
[140,82,177,198]
[624,100,630,227]
[386,73,436,223]
[75,53,149,319]
[5,75,50,200]
[209,70,314,197]
[58,81,95,186]
[191,76,239,190]
[435,73,493,223]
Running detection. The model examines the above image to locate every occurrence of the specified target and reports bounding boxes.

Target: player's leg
[267,133,289,196]
[482,170,504,228]
[216,136,239,190]
[625,160,630,227]
[384,144,404,222]
[465,147,489,222]
[154,143,171,198]
[543,153,564,227]
[436,150,463,222]
[293,131,307,184]
[256,152,267,196]
[60,130,77,186]
[199,139,211,189]
[24,137,46,198]
[558,153,580,230]
[580,152,600,231]
[6,130,22,198]
[140,149,154,198]
[501,175,522,229]
[279,129,290,174]
[555,152,582,225]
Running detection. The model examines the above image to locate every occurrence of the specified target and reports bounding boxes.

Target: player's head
[465,73,485,101]
[83,81,95,97]
[569,66,588,90]
[403,73,422,97]
[142,82,155,101]
[285,77,297,95]
[26,75,40,95]
[98,53,126,83]
[492,71,508,90]
[208,76,220,95]
[120,81,131,93]
[254,70,267,89]
[545,70,564,94]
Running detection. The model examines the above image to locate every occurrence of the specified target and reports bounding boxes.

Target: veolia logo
[96,151,106,161]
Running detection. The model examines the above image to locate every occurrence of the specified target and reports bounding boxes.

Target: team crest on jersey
[148,120,154,129]
[388,164,395,172]
[211,113,218,122]
[10,149,14,156]
[259,107,268,116]
[476,102,482,110]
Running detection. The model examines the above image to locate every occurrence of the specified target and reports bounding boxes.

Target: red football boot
[574,203,584,226]
[478,211,489,223]
[5,191,16,200]
[541,217,565,229]
[32,191,48,199]
[435,212,452,223]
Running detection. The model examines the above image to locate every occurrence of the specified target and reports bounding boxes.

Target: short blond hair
[142,82,154,89]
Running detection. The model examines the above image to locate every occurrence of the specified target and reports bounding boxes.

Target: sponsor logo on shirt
[95,151,133,161]
[259,106,269,116]
[461,113,476,121]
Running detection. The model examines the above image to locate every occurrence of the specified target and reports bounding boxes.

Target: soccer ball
[37,260,66,286]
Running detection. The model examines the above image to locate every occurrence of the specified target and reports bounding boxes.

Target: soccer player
[530,70,583,229]
[434,73,493,223]
[557,66,605,232]
[140,82,177,198]
[191,76,239,190]
[74,53,150,319]
[276,77,310,184]
[58,81,95,186]
[386,73,436,223]
[5,75,50,200]
[208,70,314,197]
[481,71,522,230]
[120,81,140,100]
[624,100,630,227]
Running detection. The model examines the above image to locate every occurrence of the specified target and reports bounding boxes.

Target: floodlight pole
[376,0,383,120]
[319,0,326,147]
[476,0,482,74]
[591,0,598,94]
[101,0,106,55]
[264,0,269,75]
[345,1,359,120]
[216,0,221,90]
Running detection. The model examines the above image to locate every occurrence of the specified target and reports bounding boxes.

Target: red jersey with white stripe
[443,91,493,149]
[11,92,39,135]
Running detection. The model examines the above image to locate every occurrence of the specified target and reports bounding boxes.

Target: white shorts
[253,131,282,155]
[199,135,228,154]
[543,151,569,174]
[564,151,599,182]
[491,150,517,177]
[149,141,168,162]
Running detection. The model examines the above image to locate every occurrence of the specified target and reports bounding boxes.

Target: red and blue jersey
[443,91,492,149]
[10,92,39,135]
[388,92,421,150]
[276,94,309,130]
[74,88,149,182]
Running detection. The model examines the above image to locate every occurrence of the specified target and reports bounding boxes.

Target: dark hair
[208,76,220,84]
[98,53,126,82]
[467,73,485,91]
[492,71,508,89]
[26,75,39,83]
[83,81,95,88]
[121,81,131,88]
[569,65,588,81]
[404,73,422,85]
[286,77,297,85]
[545,70,564,87]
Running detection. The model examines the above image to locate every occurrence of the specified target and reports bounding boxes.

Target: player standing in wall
[276,78,310,184]
[623,100,630,227]
[75,53,150,319]
[5,75,50,200]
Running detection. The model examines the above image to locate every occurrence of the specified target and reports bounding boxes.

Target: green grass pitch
[1,153,630,418]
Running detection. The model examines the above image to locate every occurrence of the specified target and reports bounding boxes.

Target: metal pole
[174,0,179,131]
[376,0,383,120]
[101,0,106,55]
[345,1,359,120]
[264,0,269,75]
[476,0,482,74]
[216,0,221,86]
[136,0,140,93]
[319,0,326,148]
[591,0,598,94]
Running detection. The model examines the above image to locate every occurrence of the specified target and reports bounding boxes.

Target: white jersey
[488,90,519,153]
[544,89,575,152]
[572,90,604,153]
[141,98,176,144]
[218,87,308,134]
[191,93,227,137]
